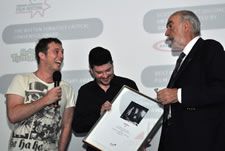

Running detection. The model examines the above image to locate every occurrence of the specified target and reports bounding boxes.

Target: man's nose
[165,29,170,36]
[102,72,108,78]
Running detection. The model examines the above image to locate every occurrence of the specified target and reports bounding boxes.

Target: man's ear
[183,20,190,32]
[89,67,94,78]
[38,52,45,60]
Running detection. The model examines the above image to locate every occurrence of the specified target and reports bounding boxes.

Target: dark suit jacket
[158,38,225,151]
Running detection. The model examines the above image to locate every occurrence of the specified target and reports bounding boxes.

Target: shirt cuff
[177,88,182,103]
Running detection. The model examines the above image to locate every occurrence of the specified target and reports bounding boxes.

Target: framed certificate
[83,85,163,151]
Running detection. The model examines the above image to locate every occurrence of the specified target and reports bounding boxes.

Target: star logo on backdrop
[16,0,50,18]
[29,0,50,18]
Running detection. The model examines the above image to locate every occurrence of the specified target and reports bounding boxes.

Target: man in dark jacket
[157,10,225,151]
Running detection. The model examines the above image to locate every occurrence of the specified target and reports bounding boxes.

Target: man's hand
[45,87,62,106]
[100,101,112,115]
[156,88,178,105]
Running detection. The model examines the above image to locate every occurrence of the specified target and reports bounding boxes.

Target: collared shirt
[72,75,138,133]
[177,36,200,102]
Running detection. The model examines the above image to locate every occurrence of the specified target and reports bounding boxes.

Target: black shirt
[72,75,138,133]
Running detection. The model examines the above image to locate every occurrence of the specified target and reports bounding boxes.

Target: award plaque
[83,85,163,151]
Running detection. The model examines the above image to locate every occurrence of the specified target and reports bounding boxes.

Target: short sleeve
[5,74,27,98]
[62,82,76,108]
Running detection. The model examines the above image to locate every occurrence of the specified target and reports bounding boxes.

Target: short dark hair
[89,46,113,68]
[35,37,62,64]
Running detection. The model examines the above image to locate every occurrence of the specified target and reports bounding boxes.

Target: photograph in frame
[83,85,163,151]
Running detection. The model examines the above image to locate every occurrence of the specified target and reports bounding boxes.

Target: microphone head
[53,71,62,82]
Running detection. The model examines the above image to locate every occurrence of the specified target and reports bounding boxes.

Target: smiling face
[40,42,64,72]
[90,62,114,88]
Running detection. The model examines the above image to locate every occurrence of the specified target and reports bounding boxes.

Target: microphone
[53,71,62,106]
[53,71,62,87]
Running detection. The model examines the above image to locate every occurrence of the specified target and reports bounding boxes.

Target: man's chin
[171,42,184,52]
[171,45,183,52]
[101,82,110,86]
[100,79,112,85]
[172,48,182,52]
[54,65,62,70]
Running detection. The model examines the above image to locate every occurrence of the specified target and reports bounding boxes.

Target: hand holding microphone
[53,71,62,106]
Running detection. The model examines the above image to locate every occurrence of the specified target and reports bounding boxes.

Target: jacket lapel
[167,38,204,88]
